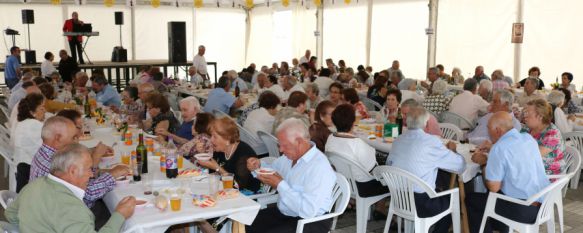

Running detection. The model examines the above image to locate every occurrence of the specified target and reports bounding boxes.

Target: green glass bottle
[136,132,148,174]
[84,94,91,118]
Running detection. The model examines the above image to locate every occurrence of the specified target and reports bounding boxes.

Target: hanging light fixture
[194,0,203,8]
[151,0,161,8]
[104,0,114,7]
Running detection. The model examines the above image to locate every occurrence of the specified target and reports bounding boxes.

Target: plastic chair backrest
[330,172,351,215]
[564,131,583,156]
[362,97,382,111]
[529,176,571,224]
[327,152,375,198]
[564,145,581,176]
[0,190,17,209]
[438,123,463,141]
[236,123,267,155]
[0,221,19,233]
[373,166,438,219]
[439,111,474,130]
[257,131,280,158]
[212,109,231,119]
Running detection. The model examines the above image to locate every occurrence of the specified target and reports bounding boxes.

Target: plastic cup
[177,154,184,169]
[222,173,234,189]
[170,196,181,211]
[121,153,130,165]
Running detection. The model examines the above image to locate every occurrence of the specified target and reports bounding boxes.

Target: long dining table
[79,120,260,233]
[354,120,480,233]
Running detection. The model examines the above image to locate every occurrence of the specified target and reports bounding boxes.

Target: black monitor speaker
[168,22,186,63]
[22,9,34,24]
[115,12,124,25]
[25,50,36,64]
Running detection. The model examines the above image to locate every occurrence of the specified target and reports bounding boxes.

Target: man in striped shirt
[29,116,128,208]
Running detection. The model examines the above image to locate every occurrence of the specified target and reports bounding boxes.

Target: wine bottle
[137,131,148,174]
[234,81,240,97]
[84,94,91,118]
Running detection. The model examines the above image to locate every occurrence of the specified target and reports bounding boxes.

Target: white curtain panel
[247,6,275,67]
[369,0,428,80]
[322,1,368,69]
[521,0,583,89]
[436,0,516,81]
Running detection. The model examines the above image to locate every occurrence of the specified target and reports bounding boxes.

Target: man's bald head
[487,111,514,143]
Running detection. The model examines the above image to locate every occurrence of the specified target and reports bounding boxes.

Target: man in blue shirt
[467,112,550,233]
[202,76,243,114]
[467,89,521,143]
[246,118,336,233]
[387,106,465,233]
[91,75,121,108]
[4,46,21,89]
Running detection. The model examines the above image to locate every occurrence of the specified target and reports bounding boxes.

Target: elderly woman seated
[398,78,424,104]
[560,72,577,95]
[547,90,583,134]
[342,88,369,119]
[309,100,336,151]
[558,88,582,114]
[422,79,452,116]
[521,99,567,175]
[143,92,180,136]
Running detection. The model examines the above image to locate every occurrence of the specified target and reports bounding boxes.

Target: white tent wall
[436,0,516,84]
[194,7,246,75]
[521,0,583,90]
[322,1,368,69]
[369,0,428,79]
[246,6,275,67]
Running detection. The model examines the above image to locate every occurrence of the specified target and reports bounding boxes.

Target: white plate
[135,197,149,208]
[194,153,212,161]
[143,132,157,138]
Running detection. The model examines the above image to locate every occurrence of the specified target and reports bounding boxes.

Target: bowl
[256,167,275,175]
[115,176,130,187]
[194,153,212,161]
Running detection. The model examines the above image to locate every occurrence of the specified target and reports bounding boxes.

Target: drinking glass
[221,173,234,189]
[170,195,182,211]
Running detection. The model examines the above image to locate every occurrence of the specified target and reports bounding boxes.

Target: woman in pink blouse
[179,112,215,162]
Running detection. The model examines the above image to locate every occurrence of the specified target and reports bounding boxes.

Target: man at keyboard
[63,12,85,64]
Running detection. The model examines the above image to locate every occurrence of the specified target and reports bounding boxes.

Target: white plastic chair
[257,130,280,158]
[212,109,231,119]
[439,111,475,131]
[362,97,383,111]
[328,153,390,233]
[0,140,16,192]
[562,132,583,189]
[373,166,461,233]
[0,105,9,119]
[0,221,19,233]
[478,176,571,233]
[439,123,464,141]
[0,190,16,209]
[236,123,268,155]
[295,172,351,233]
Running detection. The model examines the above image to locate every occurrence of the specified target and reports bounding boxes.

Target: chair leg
[356,198,370,233]
[452,202,461,233]
[3,161,7,178]
[557,201,564,233]
[383,209,394,233]
[331,216,338,230]
[397,217,402,233]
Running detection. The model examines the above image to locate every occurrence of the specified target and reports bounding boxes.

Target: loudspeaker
[115,12,124,25]
[168,22,186,63]
[25,50,36,64]
[22,9,34,24]
[111,46,127,62]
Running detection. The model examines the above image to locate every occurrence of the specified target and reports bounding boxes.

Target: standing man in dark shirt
[57,50,79,83]
[62,12,85,64]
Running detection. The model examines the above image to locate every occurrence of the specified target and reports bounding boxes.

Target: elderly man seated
[478,80,493,102]
[6,143,136,233]
[29,116,129,228]
[387,106,465,233]
[246,118,336,233]
[467,112,550,233]
[92,75,121,108]
[448,78,489,123]
[467,89,521,144]
[228,70,249,93]
[202,76,244,114]
[516,77,544,107]
[402,99,441,136]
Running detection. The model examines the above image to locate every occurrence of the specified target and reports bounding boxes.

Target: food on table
[217,189,239,199]
[178,168,203,177]
[192,195,216,208]
[154,195,168,211]
[79,134,92,141]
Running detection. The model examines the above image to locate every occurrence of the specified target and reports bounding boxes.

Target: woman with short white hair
[422,79,452,116]
[398,78,424,104]
[547,90,582,133]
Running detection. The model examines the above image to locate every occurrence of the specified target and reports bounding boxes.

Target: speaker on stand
[21,9,36,64]
[111,11,127,62]
[168,22,186,63]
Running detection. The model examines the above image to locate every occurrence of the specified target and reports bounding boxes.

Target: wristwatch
[215,166,221,173]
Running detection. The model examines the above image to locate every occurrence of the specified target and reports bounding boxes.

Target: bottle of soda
[166,136,178,178]
[137,131,148,174]
[132,151,141,181]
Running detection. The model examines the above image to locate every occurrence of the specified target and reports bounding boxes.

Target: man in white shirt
[253,72,268,94]
[281,75,305,101]
[41,52,57,79]
[188,66,203,86]
[299,49,311,64]
[448,78,489,123]
[265,75,286,101]
[467,89,521,143]
[192,45,207,79]
[387,60,404,79]
[313,69,335,98]
[246,118,336,233]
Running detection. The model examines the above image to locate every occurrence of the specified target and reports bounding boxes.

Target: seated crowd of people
[1,47,579,233]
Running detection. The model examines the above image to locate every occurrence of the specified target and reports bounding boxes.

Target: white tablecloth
[354,126,481,183]
[79,124,261,233]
